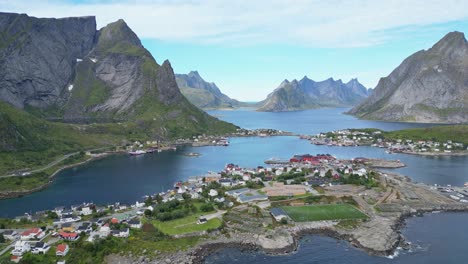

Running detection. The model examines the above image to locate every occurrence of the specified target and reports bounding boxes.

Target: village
[2,152,468,263]
[303,129,467,155]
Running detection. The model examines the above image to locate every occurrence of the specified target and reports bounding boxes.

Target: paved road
[203,210,227,220]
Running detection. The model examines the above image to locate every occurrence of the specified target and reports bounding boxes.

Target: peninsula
[2,153,467,263]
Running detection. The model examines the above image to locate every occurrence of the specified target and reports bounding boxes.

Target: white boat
[450,195,460,200]
[129,150,145,156]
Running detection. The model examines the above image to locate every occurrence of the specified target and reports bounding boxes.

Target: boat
[449,195,460,200]
[183,152,201,157]
[129,150,145,156]
[464,182,468,188]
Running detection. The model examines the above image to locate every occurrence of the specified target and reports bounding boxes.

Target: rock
[176,71,242,109]
[0,12,96,109]
[257,77,370,112]
[349,31,468,123]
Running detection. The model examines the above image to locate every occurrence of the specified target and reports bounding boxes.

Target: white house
[356,168,367,177]
[270,208,289,222]
[2,230,18,240]
[81,207,92,216]
[219,179,232,187]
[12,241,31,256]
[214,197,225,203]
[243,174,252,181]
[190,192,200,199]
[20,228,44,240]
[128,219,142,229]
[208,189,218,197]
[99,224,111,237]
[31,242,50,254]
[111,228,129,238]
[134,201,144,208]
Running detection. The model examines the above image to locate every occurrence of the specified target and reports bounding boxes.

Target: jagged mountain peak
[176,70,241,109]
[257,76,369,112]
[428,31,467,59]
[96,19,143,51]
[188,70,201,77]
[349,31,468,123]
[279,79,290,86]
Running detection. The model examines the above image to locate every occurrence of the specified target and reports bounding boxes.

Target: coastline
[0,130,293,201]
[183,208,468,264]
[401,150,468,156]
[0,153,112,200]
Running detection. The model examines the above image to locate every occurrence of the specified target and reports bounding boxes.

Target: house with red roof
[10,255,21,263]
[59,231,80,241]
[20,228,44,240]
[56,244,69,256]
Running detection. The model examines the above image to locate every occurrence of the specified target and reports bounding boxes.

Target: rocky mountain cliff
[348,31,468,123]
[257,77,369,112]
[0,13,236,139]
[176,71,241,109]
[0,13,96,109]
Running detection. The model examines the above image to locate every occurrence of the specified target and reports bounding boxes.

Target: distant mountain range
[257,77,370,112]
[349,31,468,123]
[176,71,243,109]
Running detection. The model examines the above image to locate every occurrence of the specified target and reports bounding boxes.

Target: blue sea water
[205,212,468,264]
[0,108,466,219]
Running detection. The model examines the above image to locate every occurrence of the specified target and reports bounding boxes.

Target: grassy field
[150,212,222,235]
[148,203,223,235]
[281,204,367,222]
[383,125,468,145]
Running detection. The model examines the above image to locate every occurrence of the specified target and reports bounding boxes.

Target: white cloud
[2,0,468,48]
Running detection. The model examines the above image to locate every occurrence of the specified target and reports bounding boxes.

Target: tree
[144,209,152,217]
[280,218,288,225]
[154,194,163,203]
[182,192,191,201]
[0,233,5,243]
[325,170,333,178]
[145,196,153,206]
[46,211,58,219]
[200,203,214,212]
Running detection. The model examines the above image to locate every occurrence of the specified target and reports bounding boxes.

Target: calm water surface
[0,108,466,217]
[205,212,468,264]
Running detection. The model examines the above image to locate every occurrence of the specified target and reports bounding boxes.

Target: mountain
[176,71,242,109]
[257,77,370,112]
[0,13,236,140]
[348,31,468,123]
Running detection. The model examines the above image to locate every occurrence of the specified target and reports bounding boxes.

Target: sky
[2,0,468,101]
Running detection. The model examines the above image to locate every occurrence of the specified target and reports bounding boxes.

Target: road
[202,210,227,220]
[0,146,113,178]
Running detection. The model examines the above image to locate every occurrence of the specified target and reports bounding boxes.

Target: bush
[200,204,214,212]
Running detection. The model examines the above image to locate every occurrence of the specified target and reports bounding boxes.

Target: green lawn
[149,207,222,235]
[281,204,367,222]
